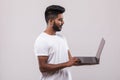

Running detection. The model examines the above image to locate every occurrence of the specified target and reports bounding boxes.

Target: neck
[44,25,56,35]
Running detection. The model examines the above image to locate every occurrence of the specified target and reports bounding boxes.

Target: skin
[38,14,79,73]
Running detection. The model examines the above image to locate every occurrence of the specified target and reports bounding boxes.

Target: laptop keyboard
[80,57,97,63]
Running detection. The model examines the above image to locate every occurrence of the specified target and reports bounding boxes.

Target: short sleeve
[34,38,49,56]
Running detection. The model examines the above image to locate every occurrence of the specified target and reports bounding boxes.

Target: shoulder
[34,33,48,46]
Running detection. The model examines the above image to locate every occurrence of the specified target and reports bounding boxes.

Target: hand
[66,57,80,67]
[74,58,81,66]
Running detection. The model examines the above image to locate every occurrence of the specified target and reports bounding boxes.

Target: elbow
[39,66,47,73]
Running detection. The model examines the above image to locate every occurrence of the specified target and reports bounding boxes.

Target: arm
[37,56,78,73]
[68,50,72,60]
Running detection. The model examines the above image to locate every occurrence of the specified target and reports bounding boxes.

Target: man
[34,5,79,80]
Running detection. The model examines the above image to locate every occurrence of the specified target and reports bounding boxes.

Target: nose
[61,20,64,25]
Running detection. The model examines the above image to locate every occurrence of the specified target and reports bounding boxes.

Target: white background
[0,0,120,80]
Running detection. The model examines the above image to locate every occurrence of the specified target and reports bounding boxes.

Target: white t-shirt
[34,32,72,80]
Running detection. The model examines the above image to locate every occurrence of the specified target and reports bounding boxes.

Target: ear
[48,19,54,25]
[50,19,53,22]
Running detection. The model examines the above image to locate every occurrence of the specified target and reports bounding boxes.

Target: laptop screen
[96,38,105,59]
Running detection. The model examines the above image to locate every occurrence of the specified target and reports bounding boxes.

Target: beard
[52,22,63,32]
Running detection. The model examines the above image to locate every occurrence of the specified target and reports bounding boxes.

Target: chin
[59,27,62,31]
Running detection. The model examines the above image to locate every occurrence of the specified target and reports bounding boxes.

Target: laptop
[76,38,105,65]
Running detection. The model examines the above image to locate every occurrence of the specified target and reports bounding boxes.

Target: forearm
[40,62,68,72]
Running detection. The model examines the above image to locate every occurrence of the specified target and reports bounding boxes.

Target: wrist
[64,62,70,67]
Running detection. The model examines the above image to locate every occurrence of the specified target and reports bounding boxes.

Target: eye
[58,18,63,22]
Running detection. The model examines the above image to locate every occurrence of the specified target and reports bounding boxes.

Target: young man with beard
[34,5,79,80]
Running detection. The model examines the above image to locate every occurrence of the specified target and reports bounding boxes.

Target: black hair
[45,5,65,23]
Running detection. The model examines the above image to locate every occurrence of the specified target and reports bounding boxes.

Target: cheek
[58,21,62,25]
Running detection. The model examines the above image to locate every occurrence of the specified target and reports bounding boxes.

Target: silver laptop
[76,38,105,65]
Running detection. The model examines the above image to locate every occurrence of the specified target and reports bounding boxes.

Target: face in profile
[52,14,64,31]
